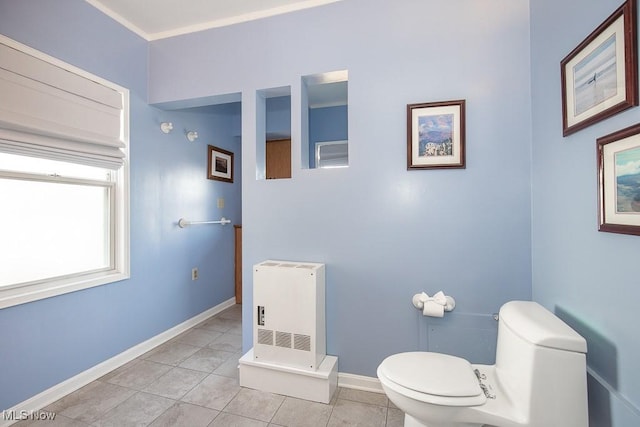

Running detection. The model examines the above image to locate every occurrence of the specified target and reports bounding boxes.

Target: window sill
[0,269,130,309]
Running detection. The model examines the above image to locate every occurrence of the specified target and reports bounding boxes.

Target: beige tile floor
[14,304,404,426]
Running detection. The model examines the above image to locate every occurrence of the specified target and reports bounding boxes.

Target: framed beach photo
[597,123,640,235]
[407,99,465,170]
[207,145,234,183]
[561,0,638,137]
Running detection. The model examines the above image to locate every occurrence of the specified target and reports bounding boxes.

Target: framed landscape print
[561,0,638,136]
[407,99,465,170]
[597,123,640,235]
[207,145,234,183]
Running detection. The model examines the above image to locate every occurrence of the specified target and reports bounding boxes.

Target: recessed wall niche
[256,87,291,180]
[301,70,348,169]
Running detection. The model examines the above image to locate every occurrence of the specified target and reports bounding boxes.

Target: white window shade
[0,37,127,169]
[0,36,130,309]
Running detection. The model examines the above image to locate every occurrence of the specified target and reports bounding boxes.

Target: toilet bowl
[377,352,487,427]
[377,301,588,427]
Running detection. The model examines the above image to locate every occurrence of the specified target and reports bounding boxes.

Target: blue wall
[0,0,241,410]
[266,95,292,140]
[149,0,532,377]
[4,1,639,423]
[530,0,640,425]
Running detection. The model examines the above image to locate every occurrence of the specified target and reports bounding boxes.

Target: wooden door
[266,139,291,179]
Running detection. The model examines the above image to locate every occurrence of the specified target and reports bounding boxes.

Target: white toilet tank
[494,301,588,426]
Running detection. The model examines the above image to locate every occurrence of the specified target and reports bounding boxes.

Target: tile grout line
[267,393,287,425]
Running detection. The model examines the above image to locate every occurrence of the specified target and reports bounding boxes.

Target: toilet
[377,301,588,427]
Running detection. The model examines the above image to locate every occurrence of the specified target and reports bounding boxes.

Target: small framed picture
[407,99,465,170]
[597,123,640,235]
[207,145,233,183]
[561,0,638,136]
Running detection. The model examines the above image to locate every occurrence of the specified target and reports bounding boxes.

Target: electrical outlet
[191,267,198,281]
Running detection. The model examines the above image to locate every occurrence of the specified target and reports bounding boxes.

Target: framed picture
[207,145,233,183]
[561,0,638,137]
[597,123,640,235]
[407,99,465,170]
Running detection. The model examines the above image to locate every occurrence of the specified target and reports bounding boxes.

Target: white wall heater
[253,260,326,370]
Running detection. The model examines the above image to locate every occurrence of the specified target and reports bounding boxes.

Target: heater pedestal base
[239,348,338,404]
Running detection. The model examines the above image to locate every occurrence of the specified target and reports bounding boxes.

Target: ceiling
[85,0,347,112]
[86,0,342,41]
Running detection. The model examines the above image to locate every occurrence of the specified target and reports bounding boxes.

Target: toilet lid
[378,352,482,398]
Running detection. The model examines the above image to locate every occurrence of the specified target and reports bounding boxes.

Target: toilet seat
[378,352,486,407]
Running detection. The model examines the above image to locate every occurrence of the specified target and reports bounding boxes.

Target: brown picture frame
[207,145,234,183]
[597,123,640,235]
[407,99,466,170]
[561,0,638,137]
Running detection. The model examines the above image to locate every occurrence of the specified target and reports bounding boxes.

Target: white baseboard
[0,297,236,427]
[338,372,383,393]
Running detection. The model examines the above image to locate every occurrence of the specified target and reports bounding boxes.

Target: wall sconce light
[160,122,173,134]
[186,131,199,142]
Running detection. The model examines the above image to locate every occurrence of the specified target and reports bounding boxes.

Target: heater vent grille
[257,329,273,345]
[294,334,311,351]
[257,329,312,352]
[275,331,292,348]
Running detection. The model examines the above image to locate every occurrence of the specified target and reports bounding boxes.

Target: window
[0,153,129,308]
[315,140,348,169]
[1,155,112,283]
[301,70,348,169]
[0,35,130,308]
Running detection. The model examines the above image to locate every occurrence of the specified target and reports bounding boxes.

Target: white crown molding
[85,0,150,40]
[86,0,343,41]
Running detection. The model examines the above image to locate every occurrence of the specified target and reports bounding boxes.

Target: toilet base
[405,414,427,427]
[405,413,482,427]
